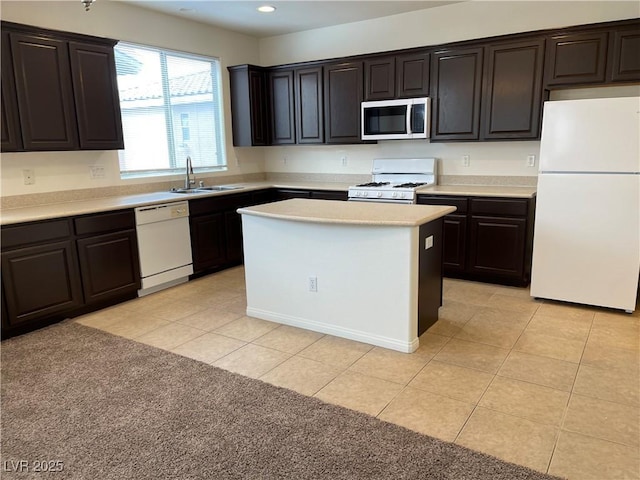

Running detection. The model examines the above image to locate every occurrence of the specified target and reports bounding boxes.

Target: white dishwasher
[135,201,193,296]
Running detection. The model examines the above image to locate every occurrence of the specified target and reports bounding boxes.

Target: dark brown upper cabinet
[396,52,430,98]
[269,69,296,145]
[295,66,324,144]
[324,61,364,144]
[544,31,609,86]
[430,47,484,141]
[9,31,79,150]
[364,53,430,100]
[481,39,545,140]
[228,65,270,146]
[1,21,124,153]
[68,41,124,150]
[1,31,22,152]
[227,19,639,147]
[610,26,640,82]
[364,56,395,100]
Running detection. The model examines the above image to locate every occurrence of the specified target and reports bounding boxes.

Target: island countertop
[238,198,457,227]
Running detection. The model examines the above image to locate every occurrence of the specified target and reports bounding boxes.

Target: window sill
[120,166,228,181]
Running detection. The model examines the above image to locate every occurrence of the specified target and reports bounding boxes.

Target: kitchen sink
[169,188,200,194]
[169,185,244,194]
[196,185,244,191]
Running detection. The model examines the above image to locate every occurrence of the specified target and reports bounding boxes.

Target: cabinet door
[310,190,348,201]
[610,27,640,82]
[251,188,277,205]
[469,216,526,277]
[77,230,140,304]
[442,214,467,272]
[417,195,467,274]
[269,69,295,145]
[396,52,430,98]
[224,210,243,265]
[10,32,78,150]
[324,61,364,144]
[275,189,311,200]
[190,213,227,273]
[1,31,22,152]
[481,39,545,140]
[431,47,483,141]
[228,66,269,146]
[295,66,324,144]
[248,69,270,146]
[69,41,124,150]
[364,56,395,100]
[545,32,608,86]
[1,240,83,327]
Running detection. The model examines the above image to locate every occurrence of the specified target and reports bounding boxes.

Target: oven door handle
[348,197,414,204]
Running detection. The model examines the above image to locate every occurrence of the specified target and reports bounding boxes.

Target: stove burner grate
[393,182,428,188]
[355,182,390,187]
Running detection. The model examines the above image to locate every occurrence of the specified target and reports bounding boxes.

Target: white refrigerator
[530,96,640,312]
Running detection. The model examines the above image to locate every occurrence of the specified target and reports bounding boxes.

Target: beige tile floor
[76,266,640,479]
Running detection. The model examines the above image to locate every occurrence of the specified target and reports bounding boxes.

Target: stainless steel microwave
[361,97,430,140]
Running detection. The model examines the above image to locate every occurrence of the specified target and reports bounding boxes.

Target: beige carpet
[1,321,562,479]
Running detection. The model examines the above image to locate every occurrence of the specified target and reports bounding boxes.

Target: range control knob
[363,191,368,197]
[377,192,383,198]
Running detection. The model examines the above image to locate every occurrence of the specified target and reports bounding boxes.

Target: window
[114,43,226,177]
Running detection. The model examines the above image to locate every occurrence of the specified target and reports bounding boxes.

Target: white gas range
[348,158,437,204]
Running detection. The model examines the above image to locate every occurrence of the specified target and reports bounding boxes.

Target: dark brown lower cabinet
[189,192,255,275]
[74,209,140,306]
[442,214,467,272]
[1,210,141,339]
[468,216,527,278]
[190,212,227,273]
[418,194,535,286]
[76,230,139,304]
[275,188,348,201]
[224,210,244,264]
[1,238,83,331]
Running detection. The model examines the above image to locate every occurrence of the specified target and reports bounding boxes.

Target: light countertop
[419,185,537,198]
[238,198,456,227]
[0,181,534,226]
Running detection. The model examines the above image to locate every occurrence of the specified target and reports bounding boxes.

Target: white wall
[259,1,640,180]
[0,0,263,197]
[260,1,640,65]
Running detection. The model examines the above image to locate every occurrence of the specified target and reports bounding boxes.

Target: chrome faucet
[184,156,195,189]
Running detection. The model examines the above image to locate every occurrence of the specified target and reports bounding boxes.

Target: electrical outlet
[89,165,105,179]
[462,155,470,167]
[425,235,434,250]
[527,155,536,167]
[341,155,348,167]
[23,169,35,185]
[283,157,288,165]
[308,276,318,292]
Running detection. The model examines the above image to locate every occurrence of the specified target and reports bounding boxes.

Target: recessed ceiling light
[257,5,276,13]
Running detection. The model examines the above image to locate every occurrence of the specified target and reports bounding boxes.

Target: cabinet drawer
[310,190,348,201]
[417,195,468,214]
[1,219,71,249]
[74,209,134,236]
[190,193,253,216]
[470,198,528,216]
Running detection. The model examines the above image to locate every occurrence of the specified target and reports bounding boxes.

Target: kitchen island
[238,199,456,353]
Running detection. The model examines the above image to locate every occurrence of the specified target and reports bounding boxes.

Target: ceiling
[120,1,462,38]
